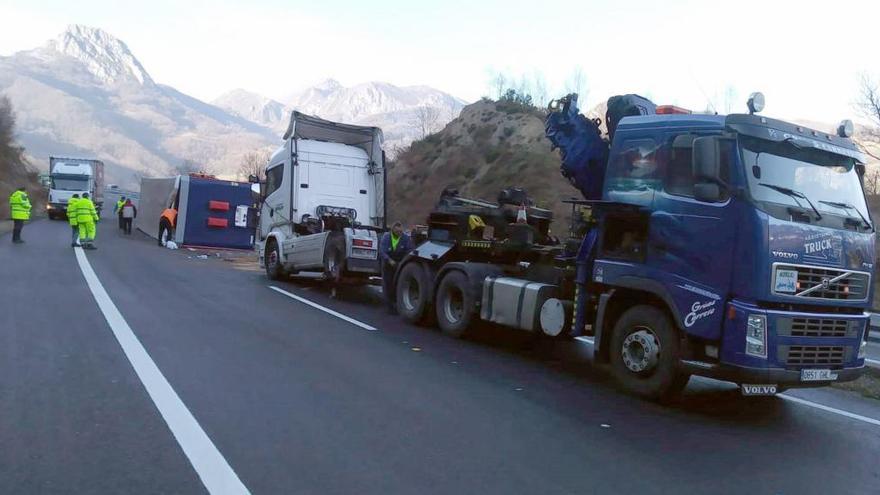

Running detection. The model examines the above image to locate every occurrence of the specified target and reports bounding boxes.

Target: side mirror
[692,137,722,182]
[250,182,262,202]
[247,174,260,184]
[692,136,726,202]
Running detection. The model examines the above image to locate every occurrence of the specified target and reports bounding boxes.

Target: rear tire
[323,236,345,283]
[435,271,476,338]
[396,262,433,325]
[265,239,286,281]
[609,305,690,401]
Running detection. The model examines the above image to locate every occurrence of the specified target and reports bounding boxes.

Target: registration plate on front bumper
[800,369,838,382]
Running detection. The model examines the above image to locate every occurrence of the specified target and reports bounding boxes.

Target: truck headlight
[746,314,767,358]
[859,338,868,359]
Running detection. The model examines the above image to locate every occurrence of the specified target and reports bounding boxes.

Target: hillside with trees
[0,96,44,219]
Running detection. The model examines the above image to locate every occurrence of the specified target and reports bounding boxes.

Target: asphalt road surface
[3,219,880,494]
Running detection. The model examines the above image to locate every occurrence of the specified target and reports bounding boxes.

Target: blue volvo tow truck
[390,92,874,400]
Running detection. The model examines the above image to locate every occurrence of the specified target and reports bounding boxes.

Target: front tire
[396,262,433,325]
[265,239,286,281]
[609,305,690,401]
[435,271,476,338]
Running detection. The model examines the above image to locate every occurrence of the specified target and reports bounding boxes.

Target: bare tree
[413,106,441,139]
[174,158,202,175]
[854,73,880,161]
[532,71,548,108]
[864,167,880,195]
[237,150,269,181]
[490,71,508,100]
[565,66,587,100]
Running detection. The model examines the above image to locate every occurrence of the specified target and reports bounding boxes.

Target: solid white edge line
[269,286,377,331]
[573,334,880,427]
[74,248,250,495]
[777,393,880,427]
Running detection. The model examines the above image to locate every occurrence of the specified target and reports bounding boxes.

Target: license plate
[800,369,838,382]
[742,384,778,396]
[774,269,798,293]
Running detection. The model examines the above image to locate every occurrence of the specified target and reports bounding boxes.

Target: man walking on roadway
[121,198,137,235]
[68,193,80,247]
[380,221,413,313]
[76,192,99,249]
[8,186,31,244]
[115,196,126,231]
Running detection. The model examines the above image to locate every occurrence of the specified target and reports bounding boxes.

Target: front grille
[790,318,848,337]
[773,264,869,301]
[781,345,846,366]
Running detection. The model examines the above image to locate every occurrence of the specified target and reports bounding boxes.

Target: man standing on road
[67,194,80,247]
[76,192,99,250]
[115,196,126,232]
[121,198,137,235]
[8,186,31,244]
[379,221,413,313]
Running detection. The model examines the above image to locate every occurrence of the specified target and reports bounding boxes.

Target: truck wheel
[323,237,345,283]
[158,220,173,247]
[435,271,476,338]
[265,239,286,281]
[396,262,432,325]
[609,305,689,401]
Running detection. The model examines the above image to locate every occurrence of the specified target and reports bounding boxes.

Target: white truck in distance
[256,112,385,282]
[47,156,105,220]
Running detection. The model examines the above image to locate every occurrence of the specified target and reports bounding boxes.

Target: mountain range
[0,25,466,187]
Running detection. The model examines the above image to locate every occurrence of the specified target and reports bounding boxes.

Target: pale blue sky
[2,0,879,123]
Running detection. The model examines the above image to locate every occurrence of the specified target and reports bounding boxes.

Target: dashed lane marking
[268,285,377,331]
[75,247,250,495]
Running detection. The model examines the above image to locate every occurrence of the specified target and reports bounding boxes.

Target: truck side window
[607,139,664,192]
[664,135,731,200]
[265,164,284,197]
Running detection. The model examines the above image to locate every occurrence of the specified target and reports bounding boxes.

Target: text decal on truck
[684,300,717,327]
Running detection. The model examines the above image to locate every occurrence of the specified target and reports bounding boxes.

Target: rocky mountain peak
[47,24,154,86]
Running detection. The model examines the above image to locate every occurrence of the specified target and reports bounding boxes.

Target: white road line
[268,286,377,331]
[777,394,880,427]
[74,248,250,495]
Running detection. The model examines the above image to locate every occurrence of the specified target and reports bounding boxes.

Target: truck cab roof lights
[655,105,692,115]
[838,119,854,138]
[747,92,765,114]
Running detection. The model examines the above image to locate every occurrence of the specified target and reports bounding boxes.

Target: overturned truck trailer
[136,175,258,249]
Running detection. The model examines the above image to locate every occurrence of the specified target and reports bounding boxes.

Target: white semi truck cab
[47,157,105,220]
[257,112,385,283]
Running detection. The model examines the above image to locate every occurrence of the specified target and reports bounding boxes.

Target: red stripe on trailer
[207,217,228,228]
[208,200,230,211]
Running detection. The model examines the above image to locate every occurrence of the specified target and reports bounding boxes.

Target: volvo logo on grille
[821,277,831,289]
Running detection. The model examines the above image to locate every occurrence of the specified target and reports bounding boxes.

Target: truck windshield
[52,177,89,191]
[740,135,870,222]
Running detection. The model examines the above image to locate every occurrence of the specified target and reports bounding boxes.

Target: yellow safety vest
[67,198,79,226]
[76,198,98,224]
[9,190,31,221]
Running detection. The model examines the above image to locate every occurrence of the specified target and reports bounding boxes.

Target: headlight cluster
[746,314,768,358]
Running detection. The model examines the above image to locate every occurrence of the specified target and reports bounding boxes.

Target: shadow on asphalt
[281,279,793,425]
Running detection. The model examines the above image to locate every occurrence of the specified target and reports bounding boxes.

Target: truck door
[649,132,737,339]
[261,160,291,238]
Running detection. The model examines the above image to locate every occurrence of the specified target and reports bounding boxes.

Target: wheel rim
[621,326,661,374]
[402,277,419,311]
[268,248,278,269]
[443,287,464,324]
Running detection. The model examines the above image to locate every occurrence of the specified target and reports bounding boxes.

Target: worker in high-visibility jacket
[67,194,81,248]
[76,192,99,250]
[9,187,31,244]
[115,196,126,231]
